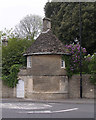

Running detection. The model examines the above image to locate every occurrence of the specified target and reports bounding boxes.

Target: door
[17,80,24,98]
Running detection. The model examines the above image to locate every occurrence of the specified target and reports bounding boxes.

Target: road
[1,99,94,119]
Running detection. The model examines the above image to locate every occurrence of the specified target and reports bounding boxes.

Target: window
[61,59,65,68]
[27,56,32,68]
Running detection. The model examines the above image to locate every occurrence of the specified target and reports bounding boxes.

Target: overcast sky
[0,0,49,30]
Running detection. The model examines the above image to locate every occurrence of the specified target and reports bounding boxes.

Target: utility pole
[79,2,82,98]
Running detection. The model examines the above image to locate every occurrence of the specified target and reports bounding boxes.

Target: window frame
[27,56,32,68]
[61,59,65,68]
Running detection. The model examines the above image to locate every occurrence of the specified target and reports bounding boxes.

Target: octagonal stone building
[18,18,70,100]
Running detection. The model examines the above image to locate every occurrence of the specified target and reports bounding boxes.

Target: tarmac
[1,98,94,104]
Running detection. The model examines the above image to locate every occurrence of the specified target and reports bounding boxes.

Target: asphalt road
[1,99,94,118]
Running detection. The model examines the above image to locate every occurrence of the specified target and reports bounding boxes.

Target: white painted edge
[24,52,70,56]
[42,29,50,34]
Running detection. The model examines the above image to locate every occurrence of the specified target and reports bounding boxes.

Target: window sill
[61,67,66,69]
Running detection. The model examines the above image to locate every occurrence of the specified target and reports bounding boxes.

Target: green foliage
[44,2,96,54]
[2,37,34,75]
[63,49,96,85]
[88,53,96,72]
[82,60,90,74]
[2,37,34,87]
[63,44,86,78]
[89,53,96,85]
[2,64,21,88]
[63,55,73,78]
[81,53,96,85]
[90,71,96,85]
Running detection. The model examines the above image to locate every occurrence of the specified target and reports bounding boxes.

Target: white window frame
[27,56,32,68]
[61,59,65,68]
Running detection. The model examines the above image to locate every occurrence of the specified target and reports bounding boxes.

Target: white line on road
[19,108,78,114]
[52,108,78,113]
[2,103,78,114]
[1,103,52,110]
[27,111,52,114]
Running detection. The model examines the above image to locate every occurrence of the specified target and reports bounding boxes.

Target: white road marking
[19,108,78,114]
[27,111,52,114]
[1,103,52,110]
[2,103,78,114]
[52,108,78,113]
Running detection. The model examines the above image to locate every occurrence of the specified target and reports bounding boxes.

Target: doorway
[16,79,24,98]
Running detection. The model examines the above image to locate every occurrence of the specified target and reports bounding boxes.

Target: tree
[14,14,43,39]
[2,37,34,87]
[0,28,15,40]
[44,2,96,54]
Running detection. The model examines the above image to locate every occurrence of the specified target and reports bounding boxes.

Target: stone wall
[33,76,68,92]
[25,93,68,100]
[1,69,94,99]
[69,74,94,98]
[1,80,16,98]
[29,55,66,76]
[18,55,68,100]
[18,55,66,76]
[18,76,33,98]
[18,75,68,100]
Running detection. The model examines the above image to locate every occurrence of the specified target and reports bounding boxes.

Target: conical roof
[24,30,70,56]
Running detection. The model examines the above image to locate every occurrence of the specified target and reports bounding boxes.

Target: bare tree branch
[14,14,43,39]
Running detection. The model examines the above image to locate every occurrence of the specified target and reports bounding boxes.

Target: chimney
[2,36,8,46]
[43,17,51,32]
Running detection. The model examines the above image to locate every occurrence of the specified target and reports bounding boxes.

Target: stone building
[1,18,94,99]
[17,17,70,100]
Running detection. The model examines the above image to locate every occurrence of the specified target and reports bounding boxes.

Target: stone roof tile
[24,30,70,55]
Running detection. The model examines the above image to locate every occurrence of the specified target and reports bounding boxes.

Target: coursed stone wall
[18,75,69,100]
[69,74,94,98]
[1,80,16,98]
[30,55,66,76]
[18,55,68,100]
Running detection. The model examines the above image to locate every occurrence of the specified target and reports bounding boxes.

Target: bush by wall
[64,44,96,85]
[64,44,86,78]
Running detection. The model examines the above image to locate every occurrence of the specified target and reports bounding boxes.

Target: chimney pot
[43,17,51,32]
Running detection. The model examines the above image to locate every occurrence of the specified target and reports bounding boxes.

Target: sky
[0,0,49,30]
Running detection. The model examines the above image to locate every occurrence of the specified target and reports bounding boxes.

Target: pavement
[1,98,94,104]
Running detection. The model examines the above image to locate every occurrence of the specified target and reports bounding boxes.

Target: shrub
[82,53,96,85]
[2,37,34,87]
[2,64,21,88]
[82,54,92,74]
[89,53,96,84]
[65,44,86,77]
